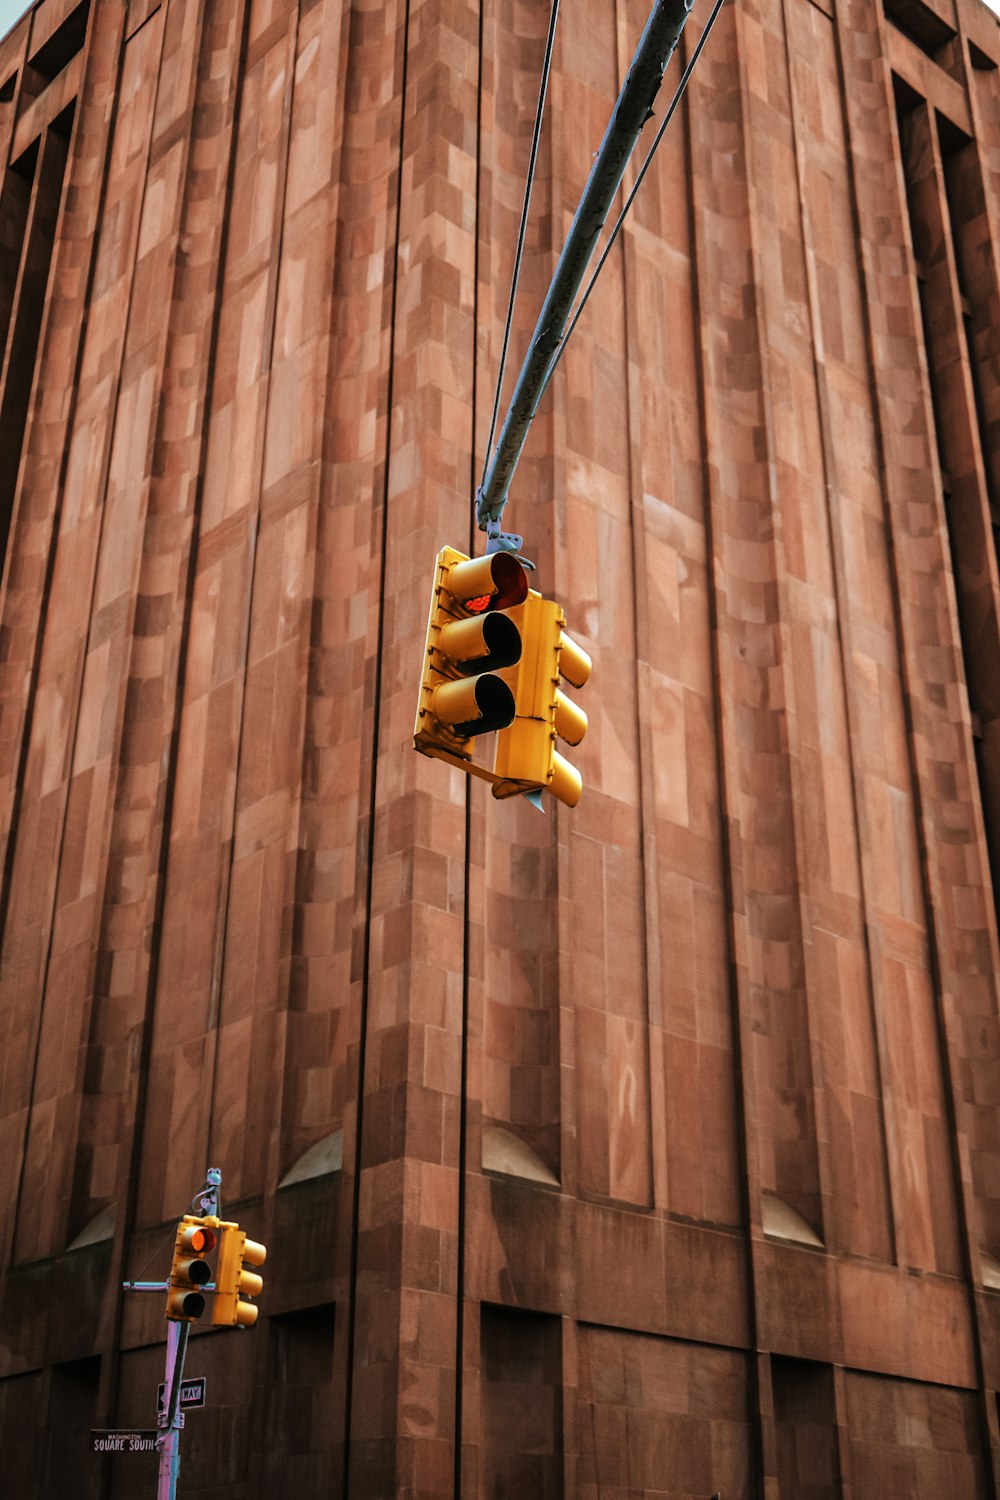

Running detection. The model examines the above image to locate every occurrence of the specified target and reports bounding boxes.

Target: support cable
[538,0,726,403]
[481,0,562,490]
[476,0,697,539]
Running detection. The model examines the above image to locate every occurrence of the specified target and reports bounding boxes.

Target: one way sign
[156,1377,207,1413]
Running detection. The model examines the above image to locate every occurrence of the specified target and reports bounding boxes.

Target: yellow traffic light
[165,1216,218,1323]
[414,546,529,770]
[211,1223,266,1328]
[493,591,592,806]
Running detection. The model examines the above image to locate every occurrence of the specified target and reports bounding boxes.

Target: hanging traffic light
[165,1216,218,1323]
[414,546,529,767]
[211,1223,266,1328]
[492,591,592,806]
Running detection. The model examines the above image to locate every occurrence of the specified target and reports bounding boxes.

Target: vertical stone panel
[0,0,121,886]
[784,0,902,1264]
[0,27,28,178]
[2,3,165,1265]
[0,1371,45,1495]
[688,0,823,1239]
[137,0,299,1224]
[618,0,742,1227]
[957,42,1000,514]
[474,0,565,1184]
[19,0,212,1254]
[474,0,562,1189]
[286,0,411,1480]
[738,0,908,1266]
[936,121,1000,910]
[576,1325,752,1499]
[0,124,71,551]
[257,1306,337,1492]
[557,0,651,1212]
[789,0,956,1274]
[71,0,251,1247]
[347,0,479,1490]
[480,1305,562,1499]
[772,1357,840,1500]
[210,0,342,1205]
[44,1356,101,1499]
[280,0,395,1189]
[0,149,32,352]
[838,0,998,1277]
[845,1371,989,1499]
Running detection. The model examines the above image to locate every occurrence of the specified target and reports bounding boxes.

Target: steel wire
[537,0,727,406]
[480,0,562,488]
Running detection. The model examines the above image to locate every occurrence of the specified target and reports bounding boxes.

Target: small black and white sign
[156,1377,207,1413]
[91,1429,158,1455]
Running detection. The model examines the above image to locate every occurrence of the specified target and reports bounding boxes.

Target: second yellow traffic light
[493,591,592,806]
[212,1225,266,1328]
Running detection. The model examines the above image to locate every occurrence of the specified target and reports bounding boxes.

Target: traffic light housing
[165,1215,217,1323]
[414,545,529,768]
[212,1224,266,1328]
[493,591,592,806]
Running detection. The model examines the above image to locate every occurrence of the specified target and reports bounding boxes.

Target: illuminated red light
[465,595,491,614]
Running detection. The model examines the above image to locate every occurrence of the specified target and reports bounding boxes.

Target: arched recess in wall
[278,1129,344,1189]
[482,1124,560,1188]
[66,1202,116,1251]
[981,1250,1000,1291]
[761,1191,824,1249]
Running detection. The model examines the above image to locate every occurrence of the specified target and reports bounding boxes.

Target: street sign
[157,1377,206,1413]
[91,1430,158,1454]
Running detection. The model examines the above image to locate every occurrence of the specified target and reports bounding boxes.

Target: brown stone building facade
[2,0,1000,1493]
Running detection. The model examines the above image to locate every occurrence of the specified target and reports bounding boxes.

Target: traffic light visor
[559,632,591,689]
[439,612,521,674]
[432,674,516,738]
[554,689,587,747]
[166,1290,205,1319]
[550,751,583,808]
[178,1257,212,1285]
[448,552,528,612]
[181,1225,217,1254]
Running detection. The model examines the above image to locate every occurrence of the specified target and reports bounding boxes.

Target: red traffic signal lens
[186,1226,216,1253]
[447,552,528,613]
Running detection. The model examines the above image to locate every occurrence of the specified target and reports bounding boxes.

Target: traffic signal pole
[476,0,695,550]
[157,1321,189,1500]
[119,1169,227,1500]
[156,1166,221,1500]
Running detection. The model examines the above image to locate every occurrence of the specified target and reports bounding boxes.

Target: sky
[0,0,29,41]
